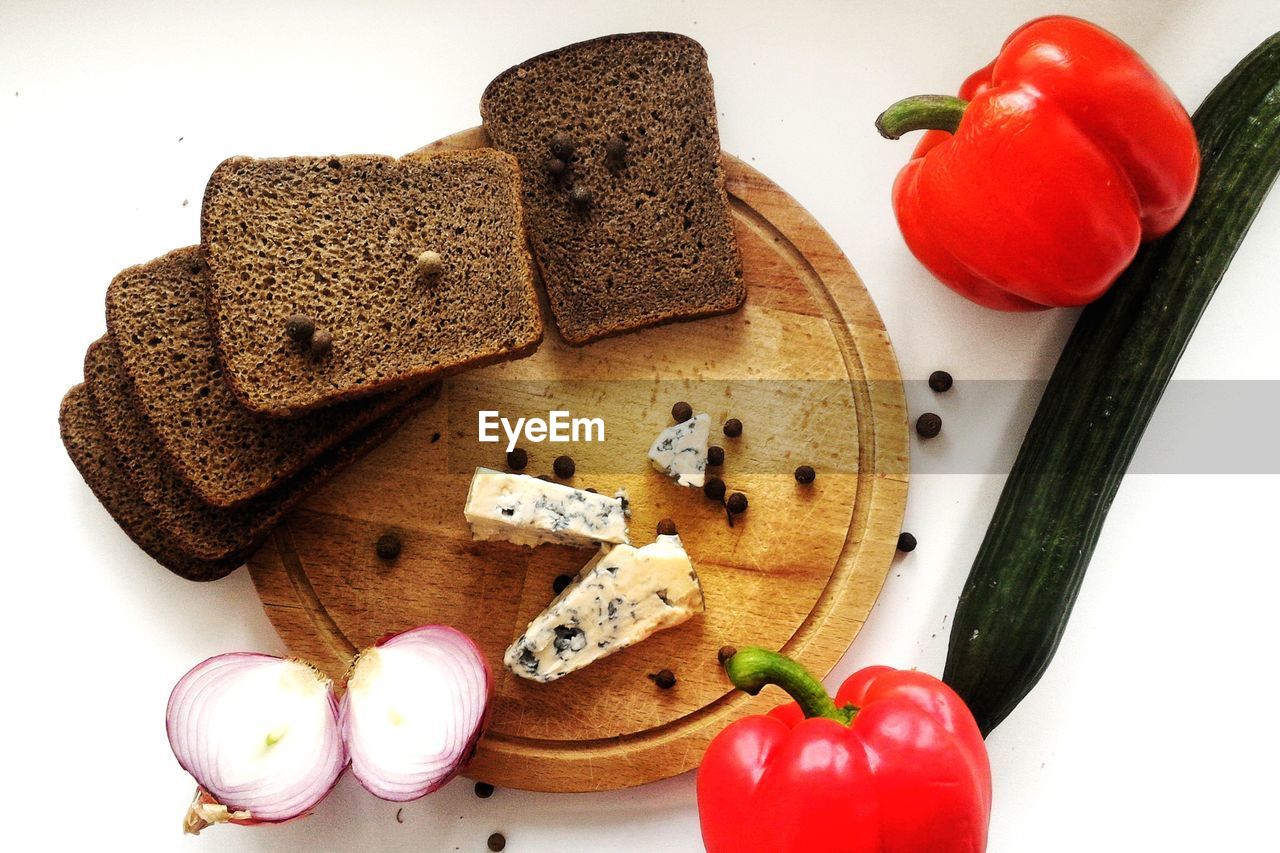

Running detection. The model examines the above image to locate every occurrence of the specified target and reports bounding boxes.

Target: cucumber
[943,32,1280,737]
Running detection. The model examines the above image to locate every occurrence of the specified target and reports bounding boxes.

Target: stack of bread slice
[62,31,745,581]
[62,149,542,580]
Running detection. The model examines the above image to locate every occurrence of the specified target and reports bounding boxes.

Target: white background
[4,1,1279,850]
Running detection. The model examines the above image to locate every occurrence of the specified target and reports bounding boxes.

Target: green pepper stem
[875,94,969,140]
[724,647,857,725]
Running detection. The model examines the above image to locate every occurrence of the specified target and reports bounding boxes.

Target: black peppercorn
[794,465,816,484]
[671,401,693,423]
[430,431,441,443]
[552,574,572,594]
[487,832,507,852]
[929,370,954,393]
[570,184,592,211]
[704,476,726,502]
[553,455,576,478]
[474,781,495,799]
[506,447,528,471]
[285,314,315,344]
[726,492,749,515]
[723,418,743,438]
[550,134,575,160]
[546,156,566,178]
[707,445,725,466]
[717,645,737,666]
[897,532,917,553]
[916,412,942,439]
[309,328,333,359]
[656,518,678,536]
[650,669,677,689]
[375,533,402,560]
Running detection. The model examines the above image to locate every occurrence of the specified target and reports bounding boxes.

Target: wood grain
[247,128,908,791]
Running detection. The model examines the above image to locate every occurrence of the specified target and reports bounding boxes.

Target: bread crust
[77,337,438,564]
[60,386,242,581]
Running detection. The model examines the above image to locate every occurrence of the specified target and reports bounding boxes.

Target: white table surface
[4,1,1279,850]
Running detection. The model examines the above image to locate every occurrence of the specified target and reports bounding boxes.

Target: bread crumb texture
[481,32,744,345]
[202,151,540,414]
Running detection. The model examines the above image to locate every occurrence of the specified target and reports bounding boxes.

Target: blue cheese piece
[505,534,704,682]
[648,413,710,488]
[463,468,629,548]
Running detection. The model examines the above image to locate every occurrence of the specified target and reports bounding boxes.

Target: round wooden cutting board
[247,128,908,792]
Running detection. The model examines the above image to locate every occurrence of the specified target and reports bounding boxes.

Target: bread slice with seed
[60,385,242,582]
[480,32,744,345]
[81,337,435,564]
[202,150,542,416]
[106,246,421,507]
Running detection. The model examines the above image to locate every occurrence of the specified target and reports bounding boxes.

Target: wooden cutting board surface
[247,128,908,792]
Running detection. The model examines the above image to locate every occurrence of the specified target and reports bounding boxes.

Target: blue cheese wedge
[505,534,704,682]
[463,468,629,548]
[648,413,710,488]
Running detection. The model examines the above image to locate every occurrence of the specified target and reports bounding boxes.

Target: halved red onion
[341,625,491,802]
[166,653,347,833]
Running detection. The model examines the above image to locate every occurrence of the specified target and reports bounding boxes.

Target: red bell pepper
[698,648,991,853]
[877,15,1200,310]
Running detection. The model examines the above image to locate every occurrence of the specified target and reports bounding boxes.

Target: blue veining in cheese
[648,413,710,488]
[463,468,629,547]
[505,534,705,683]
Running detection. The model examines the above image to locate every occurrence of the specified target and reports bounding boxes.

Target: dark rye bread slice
[60,386,241,582]
[82,337,434,563]
[106,246,420,507]
[202,150,542,416]
[480,32,745,345]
